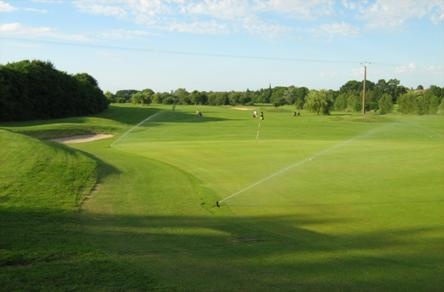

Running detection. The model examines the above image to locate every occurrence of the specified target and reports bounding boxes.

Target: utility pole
[361,62,370,115]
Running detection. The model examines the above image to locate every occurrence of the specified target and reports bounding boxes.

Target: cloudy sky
[1,0,444,92]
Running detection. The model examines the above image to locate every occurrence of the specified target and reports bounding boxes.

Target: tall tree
[378,93,393,114]
[304,90,333,115]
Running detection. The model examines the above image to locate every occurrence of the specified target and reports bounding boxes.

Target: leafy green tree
[420,91,439,114]
[270,86,287,107]
[334,93,348,111]
[228,91,242,105]
[131,89,153,106]
[346,92,361,112]
[115,89,138,103]
[294,87,309,109]
[386,79,407,102]
[378,93,393,114]
[283,86,297,104]
[104,91,115,103]
[429,85,444,103]
[0,60,107,121]
[174,88,191,104]
[340,80,375,95]
[398,91,417,114]
[438,98,444,115]
[304,90,333,115]
[162,95,177,104]
[190,90,208,105]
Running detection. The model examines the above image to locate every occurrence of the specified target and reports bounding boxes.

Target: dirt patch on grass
[50,134,114,144]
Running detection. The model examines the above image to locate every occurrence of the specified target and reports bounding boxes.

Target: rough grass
[1,104,443,291]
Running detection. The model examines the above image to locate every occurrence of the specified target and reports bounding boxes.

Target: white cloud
[0,22,90,42]
[316,22,359,38]
[351,66,365,78]
[70,0,444,37]
[427,64,444,74]
[257,0,334,19]
[31,0,64,3]
[242,17,291,36]
[0,0,16,12]
[73,0,295,36]
[24,7,48,13]
[395,63,417,74]
[361,0,444,28]
[184,0,250,20]
[75,1,127,17]
[100,28,154,39]
[167,20,230,34]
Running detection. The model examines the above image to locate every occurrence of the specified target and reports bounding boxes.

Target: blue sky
[1,0,444,92]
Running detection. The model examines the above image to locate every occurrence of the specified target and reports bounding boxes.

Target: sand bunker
[232,107,255,111]
[51,133,114,144]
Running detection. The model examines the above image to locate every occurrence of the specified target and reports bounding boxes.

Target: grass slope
[0,129,157,290]
[1,104,443,291]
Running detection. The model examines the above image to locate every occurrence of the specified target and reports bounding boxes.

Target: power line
[0,36,397,66]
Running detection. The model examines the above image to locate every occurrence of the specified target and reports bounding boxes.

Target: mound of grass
[0,129,157,290]
[0,129,97,209]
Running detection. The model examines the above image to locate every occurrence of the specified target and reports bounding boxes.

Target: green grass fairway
[1,104,444,291]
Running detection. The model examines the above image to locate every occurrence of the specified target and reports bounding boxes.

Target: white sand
[232,107,255,111]
[51,134,114,144]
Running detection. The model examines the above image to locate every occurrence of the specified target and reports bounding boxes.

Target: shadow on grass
[1,204,442,291]
[1,105,233,139]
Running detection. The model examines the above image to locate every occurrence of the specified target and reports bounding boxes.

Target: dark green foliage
[131,89,154,106]
[438,98,444,115]
[398,91,418,114]
[104,91,116,103]
[334,93,348,111]
[207,92,230,105]
[270,86,287,107]
[340,80,375,94]
[429,85,444,103]
[0,60,108,121]
[174,88,192,104]
[417,91,440,115]
[398,90,440,115]
[190,90,208,105]
[162,95,178,104]
[282,86,308,109]
[346,92,361,112]
[114,89,138,103]
[378,93,393,114]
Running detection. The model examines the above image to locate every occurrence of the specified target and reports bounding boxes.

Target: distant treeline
[107,80,444,115]
[0,60,108,121]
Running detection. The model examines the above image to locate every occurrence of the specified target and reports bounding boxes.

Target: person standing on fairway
[260,111,264,120]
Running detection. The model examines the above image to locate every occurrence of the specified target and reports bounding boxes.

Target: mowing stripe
[219,123,395,204]
[110,111,163,147]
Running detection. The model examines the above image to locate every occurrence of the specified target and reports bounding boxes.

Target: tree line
[106,80,444,115]
[0,60,108,121]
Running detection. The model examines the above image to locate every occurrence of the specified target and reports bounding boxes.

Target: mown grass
[1,104,443,291]
[0,128,157,290]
